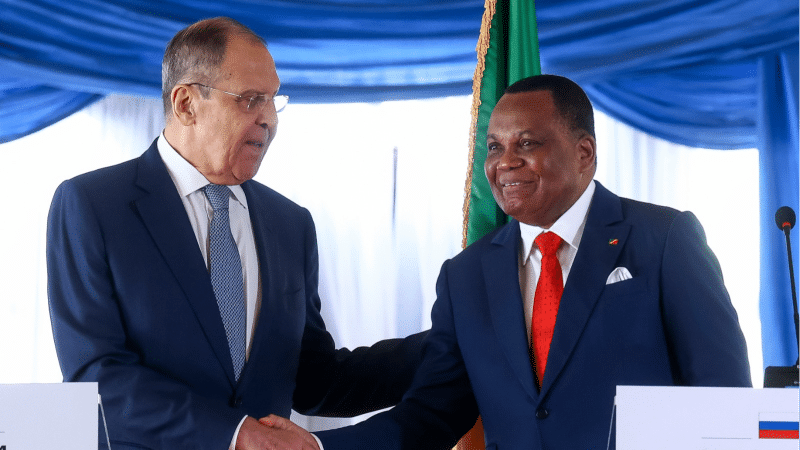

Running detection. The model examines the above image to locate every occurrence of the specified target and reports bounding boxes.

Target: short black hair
[505,74,595,139]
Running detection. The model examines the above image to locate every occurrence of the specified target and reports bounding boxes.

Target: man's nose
[497,146,523,170]
[255,104,278,135]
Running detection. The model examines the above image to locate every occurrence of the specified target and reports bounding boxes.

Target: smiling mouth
[502,182,523,187]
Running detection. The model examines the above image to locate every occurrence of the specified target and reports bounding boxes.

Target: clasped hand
[235,414,320,450]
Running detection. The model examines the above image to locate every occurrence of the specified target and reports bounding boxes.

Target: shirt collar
[519,180,596,264]
[157,132,249,210]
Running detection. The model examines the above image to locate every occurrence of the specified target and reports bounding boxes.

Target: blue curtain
[1,0,797,368]
[0,0,484,142]
[2,0,796,148]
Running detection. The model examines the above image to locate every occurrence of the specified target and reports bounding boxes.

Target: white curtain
[0,94,760,426]
[0,95,165,384]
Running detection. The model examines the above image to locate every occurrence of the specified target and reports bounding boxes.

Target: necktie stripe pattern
[203,184,246,381]
[531,231,563,388]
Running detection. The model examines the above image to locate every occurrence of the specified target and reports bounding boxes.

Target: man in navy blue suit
[47,17,424,450]
[297,74,751,449]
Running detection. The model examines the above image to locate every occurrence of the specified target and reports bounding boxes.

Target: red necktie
[531,231,563,387]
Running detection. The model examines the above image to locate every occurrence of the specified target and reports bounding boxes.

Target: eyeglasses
[189,83,289,113]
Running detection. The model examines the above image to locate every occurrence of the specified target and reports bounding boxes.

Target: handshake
[236,415,320,450]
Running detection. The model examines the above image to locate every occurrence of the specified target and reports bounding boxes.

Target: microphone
[775,206,796,231]
[774,206,798,343]
[764,206,800,387]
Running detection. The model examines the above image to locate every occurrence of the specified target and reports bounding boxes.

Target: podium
[0,383,99,450]
[615,386,799,449]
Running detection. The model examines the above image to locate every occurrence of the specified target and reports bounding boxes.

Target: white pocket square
[606,267,632,285]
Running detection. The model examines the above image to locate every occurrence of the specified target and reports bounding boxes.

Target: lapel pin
[608,238,619,246]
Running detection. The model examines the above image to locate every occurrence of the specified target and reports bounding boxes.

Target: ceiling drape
[1,0,795,149]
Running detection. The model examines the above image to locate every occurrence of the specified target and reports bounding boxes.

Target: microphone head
[775,206,796,230]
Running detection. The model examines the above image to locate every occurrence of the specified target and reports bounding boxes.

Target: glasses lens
[273,95,289,113]
[246,95,289,113]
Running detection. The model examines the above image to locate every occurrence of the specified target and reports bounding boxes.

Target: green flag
[462,0,541,248]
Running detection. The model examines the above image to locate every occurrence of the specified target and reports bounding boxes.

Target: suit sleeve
[660,211,752,387]
[315,258,479,450]
[292,207,429,417]
[47,180,242,450]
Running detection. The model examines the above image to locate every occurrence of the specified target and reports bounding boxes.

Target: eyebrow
[486,130,536,140]
[240,88,279,98]
[240,90,267,97]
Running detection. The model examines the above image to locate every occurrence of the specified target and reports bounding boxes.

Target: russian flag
[759,412,799,439]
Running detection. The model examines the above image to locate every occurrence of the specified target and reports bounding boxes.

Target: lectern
[0,383,98,450]
[615,386,799,449]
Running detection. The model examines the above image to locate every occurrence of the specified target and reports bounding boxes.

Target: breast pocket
[594,275,661,346]
[601,276,648,298]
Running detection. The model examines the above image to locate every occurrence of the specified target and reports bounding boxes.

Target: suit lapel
[237,181,275,385]
[132,143,237,385]
[539,182,630,395]
[484,221,540,401]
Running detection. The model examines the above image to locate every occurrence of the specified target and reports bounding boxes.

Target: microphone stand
[764,207,800,387]
[781,223,800,367]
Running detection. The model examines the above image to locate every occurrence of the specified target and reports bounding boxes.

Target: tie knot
[535,232,562,256]
[203,184,232,211]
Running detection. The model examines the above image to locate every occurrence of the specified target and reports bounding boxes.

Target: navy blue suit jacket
[47,141,425,450]
[317,181,751,450]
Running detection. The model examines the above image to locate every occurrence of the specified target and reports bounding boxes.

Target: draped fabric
[0,0,484,143]
[0,0,795,149]
[538,0,797,150]
[0,0,797,367]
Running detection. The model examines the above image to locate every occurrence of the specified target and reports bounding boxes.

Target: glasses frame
[189,83,288,113]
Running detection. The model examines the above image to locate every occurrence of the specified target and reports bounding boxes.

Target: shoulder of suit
[242,179,311,217]
[618,196,679,218]
[617,196,686,235]
[59,157,140,202]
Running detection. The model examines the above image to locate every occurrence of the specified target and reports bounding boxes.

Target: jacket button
[230,396,243,408]
[536,408,549,419]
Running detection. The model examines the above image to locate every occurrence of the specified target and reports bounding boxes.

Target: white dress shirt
[519,180,596,345]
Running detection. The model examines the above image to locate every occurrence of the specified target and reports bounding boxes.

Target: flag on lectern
[759,412,800,439]
[462,0,542,249]
[457,1,541,449]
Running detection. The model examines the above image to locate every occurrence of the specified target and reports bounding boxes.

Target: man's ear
[576,133,596,172]
[171,85,196,126]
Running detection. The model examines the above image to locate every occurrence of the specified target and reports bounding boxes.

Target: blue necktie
[203,184,246,381]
